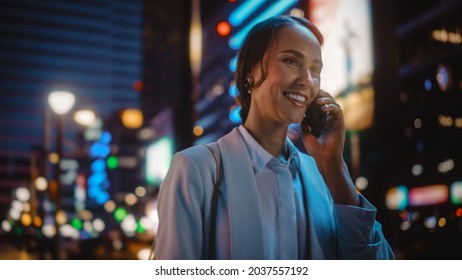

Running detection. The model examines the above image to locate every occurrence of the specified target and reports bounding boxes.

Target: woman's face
[249,24,322,126]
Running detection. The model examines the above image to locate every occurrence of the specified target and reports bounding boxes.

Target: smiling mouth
[283,92,307,107]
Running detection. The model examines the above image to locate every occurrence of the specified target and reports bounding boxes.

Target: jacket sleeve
[333,195,395,260]
[154,152,206,260]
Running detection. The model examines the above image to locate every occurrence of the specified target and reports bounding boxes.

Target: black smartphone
[301,98,329,137]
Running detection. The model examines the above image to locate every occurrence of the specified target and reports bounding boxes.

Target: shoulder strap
[148,234,156,260]
[202,144,223,260]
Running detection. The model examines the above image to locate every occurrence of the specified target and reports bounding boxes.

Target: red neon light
[409,184,448,206]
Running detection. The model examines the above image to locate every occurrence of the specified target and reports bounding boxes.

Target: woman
[154,15,394,260]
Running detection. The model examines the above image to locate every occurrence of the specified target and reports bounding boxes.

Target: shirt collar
[238,125,272,173]
[238,125,300,175]
[286,137,301,177]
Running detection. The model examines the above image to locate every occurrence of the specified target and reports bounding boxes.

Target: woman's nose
[298,69,314,88]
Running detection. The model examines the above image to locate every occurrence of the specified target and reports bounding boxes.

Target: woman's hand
[301,89,359,206]
[302,89,345,165]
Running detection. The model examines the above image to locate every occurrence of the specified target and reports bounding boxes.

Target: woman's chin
[288,115,304,125]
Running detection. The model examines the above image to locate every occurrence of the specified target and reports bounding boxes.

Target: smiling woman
[243,23,323,136]
[154,15,395,260]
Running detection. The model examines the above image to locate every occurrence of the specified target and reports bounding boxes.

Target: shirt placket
[275,162,297,259]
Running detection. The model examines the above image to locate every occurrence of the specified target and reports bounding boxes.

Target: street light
[74,109,96,126]
[48,91,75,259]
[48,91,75,115]
[48,91,75,206]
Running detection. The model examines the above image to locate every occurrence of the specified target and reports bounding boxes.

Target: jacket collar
[217,128,265,259]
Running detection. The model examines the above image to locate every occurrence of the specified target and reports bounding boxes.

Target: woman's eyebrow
[280,49,323,66]
[280,49,304,57]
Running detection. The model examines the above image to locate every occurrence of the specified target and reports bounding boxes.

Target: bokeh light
[216,21,231,36]
[120,109,143,129]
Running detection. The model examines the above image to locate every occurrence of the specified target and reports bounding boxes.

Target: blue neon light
[91,159,106,173]
[100,131,112,144]
[87,130,111,205]
[88,172,107,186]
[229,0,298,50]
[229,0,265,26]
[229,83,238,97]
[88,185,110,205]
[229,56,237,72]
[89,142,111,158]
[424,79,432,91]
[229,106,242,123]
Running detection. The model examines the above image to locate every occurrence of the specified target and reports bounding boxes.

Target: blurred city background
[0,0,461,260]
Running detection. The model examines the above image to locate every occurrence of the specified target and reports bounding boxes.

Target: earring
[245,77,254,94]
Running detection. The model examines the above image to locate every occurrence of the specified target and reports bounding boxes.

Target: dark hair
[235,15,323,123]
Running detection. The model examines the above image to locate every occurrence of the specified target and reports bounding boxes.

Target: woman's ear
[250,60,266,86]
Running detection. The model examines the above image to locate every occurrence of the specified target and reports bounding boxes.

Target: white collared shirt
[237,125,307,259]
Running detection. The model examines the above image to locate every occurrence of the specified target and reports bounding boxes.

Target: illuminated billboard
[310,0,374,130]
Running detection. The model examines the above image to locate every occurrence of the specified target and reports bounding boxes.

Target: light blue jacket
[155,128,394,259]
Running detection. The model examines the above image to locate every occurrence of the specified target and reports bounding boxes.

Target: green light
[136,220,145,233]
[15,227,22,235]
[451,181,462,204]
[71,218,83,230]
[146,137,173,185]
[114,207,127,222]
[107,155,118,169]
[396,186,409,210]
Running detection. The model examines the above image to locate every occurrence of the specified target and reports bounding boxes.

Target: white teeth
[284,92,306,103]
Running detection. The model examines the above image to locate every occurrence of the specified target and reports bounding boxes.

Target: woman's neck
[243,119,288,158]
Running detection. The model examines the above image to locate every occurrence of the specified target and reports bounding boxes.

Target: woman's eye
[284,58,298,66]
[311,67,321,75]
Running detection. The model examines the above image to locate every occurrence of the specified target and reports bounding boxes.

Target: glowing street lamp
[74,109,96,126]
[48,91,75,115]
[48,91,75,200]
[47,90,75,259]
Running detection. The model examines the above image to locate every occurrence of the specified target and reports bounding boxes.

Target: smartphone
[301,97,329,137]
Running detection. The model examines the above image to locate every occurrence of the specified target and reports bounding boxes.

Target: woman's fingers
[315,97,342,113]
